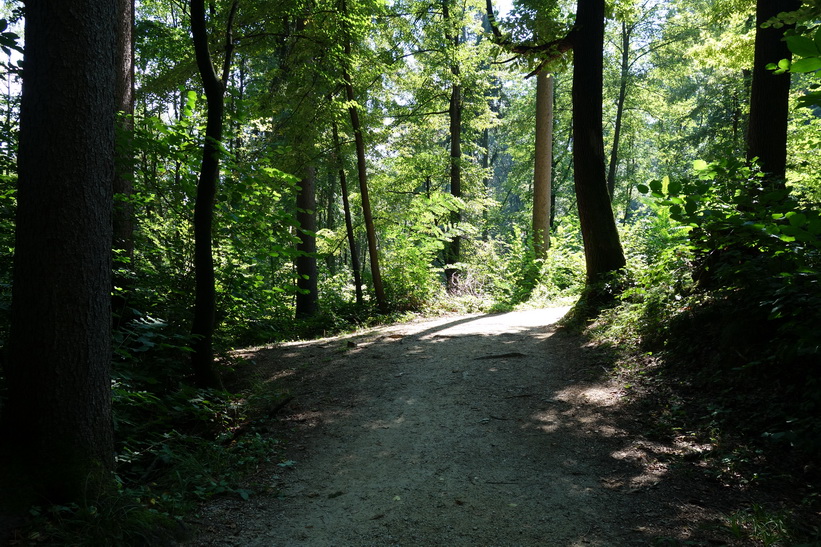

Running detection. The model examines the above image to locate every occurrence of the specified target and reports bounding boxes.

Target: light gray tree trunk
[532,71,553,259]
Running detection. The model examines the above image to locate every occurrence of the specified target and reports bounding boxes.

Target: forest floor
[186,308,787,546]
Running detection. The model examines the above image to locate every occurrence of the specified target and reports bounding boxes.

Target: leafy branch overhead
[485,0,573,76]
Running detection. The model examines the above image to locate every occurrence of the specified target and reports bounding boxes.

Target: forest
[0,0,819,544]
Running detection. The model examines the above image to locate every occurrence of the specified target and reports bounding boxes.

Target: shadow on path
[193,309,744,546]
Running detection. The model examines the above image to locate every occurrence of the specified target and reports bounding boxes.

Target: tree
[0,0,116,502]
[571,0,626,284]
[606,19,630,199]
[341,0,388,314]
[746,0,801,185]
[442,0,463,292]
[295,165,319,318]
[486,0,625,284]
[189,0,238,387]
[532,70,553,258]
[333,120,364,305]
[113,0,136,328]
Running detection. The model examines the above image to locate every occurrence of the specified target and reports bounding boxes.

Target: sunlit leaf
[786,35,819,57]
[790,57,821,72]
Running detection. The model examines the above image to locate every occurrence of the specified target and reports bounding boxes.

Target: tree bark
[340,3,387,313]
[571,0,627,284]
[747,0,800,185]
[532,71,553,259]
[113,0,136,328]
[481,125,491,241]
[445,82,462,290]
[345,69,387,313]
[443,0,462,292]
[1,0,116,503]
[606,21,630,200]
[333,121,364,305]
[295,165,319,318]
[189,0,238,387]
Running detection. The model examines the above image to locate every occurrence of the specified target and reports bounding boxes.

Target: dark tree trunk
[532,71,553,259]
[571,0,626,284]
[324,167,337,275]
[445,82,462,290]
[443,0,462,292]
[189,0,237,388]
[333,121,364,305]
[343,30,387,313]
[113,0,136,328]
[295,165,319,318]
[481,125,491,241]
[606,21,630,200]
[747,0,800,185]
[1,0,116,503]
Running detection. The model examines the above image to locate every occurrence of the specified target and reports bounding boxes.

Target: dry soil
[187,308,751,546]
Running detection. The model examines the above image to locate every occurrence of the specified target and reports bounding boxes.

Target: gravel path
[188,308,737,546]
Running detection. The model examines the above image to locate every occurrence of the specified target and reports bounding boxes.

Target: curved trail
[189,308,729,546]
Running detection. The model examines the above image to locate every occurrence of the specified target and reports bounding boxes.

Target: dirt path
[188,308,739,546]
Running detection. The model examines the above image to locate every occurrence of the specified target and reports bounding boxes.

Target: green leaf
[649,179,663,195]
[667,179,683,195]
[814,27,821,50]
[787,212,807,228]
[790,57,821,73]
[786,35,819,57]
[636,183,649,194]
[796,90,821,109]
[684,197,698,215]
[692,159,709,171]
[669,204,683,219]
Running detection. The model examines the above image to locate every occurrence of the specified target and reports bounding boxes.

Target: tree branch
[221,0,239,84]
[484,0,574,74]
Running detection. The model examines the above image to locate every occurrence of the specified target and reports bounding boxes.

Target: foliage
[770,25,821,109]
[17,351,286,544]
[2,0,821,540]
[723,503,804,547]
[633,159,821,448]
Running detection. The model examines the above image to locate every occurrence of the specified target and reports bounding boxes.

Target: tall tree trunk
[445,82,462,290]
[113,0,136,329]
[532,71,553,259]
[189,0,238,387]
[340,4,387,313]
[747,0,800,186]
[295,165,319,318]
[324,167,337,275]
[481,125,491,241]
[571,0,626,284]
[345,71,387,313]
[443,0,462,292]
[1,0,116,503]
[333,121,364,306]
[606,21,630,200]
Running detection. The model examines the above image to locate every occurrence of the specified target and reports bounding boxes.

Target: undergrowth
[583,159,821,546]
[5,316,292,546]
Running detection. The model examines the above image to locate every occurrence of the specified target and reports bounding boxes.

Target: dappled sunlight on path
[189,308,740,546]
